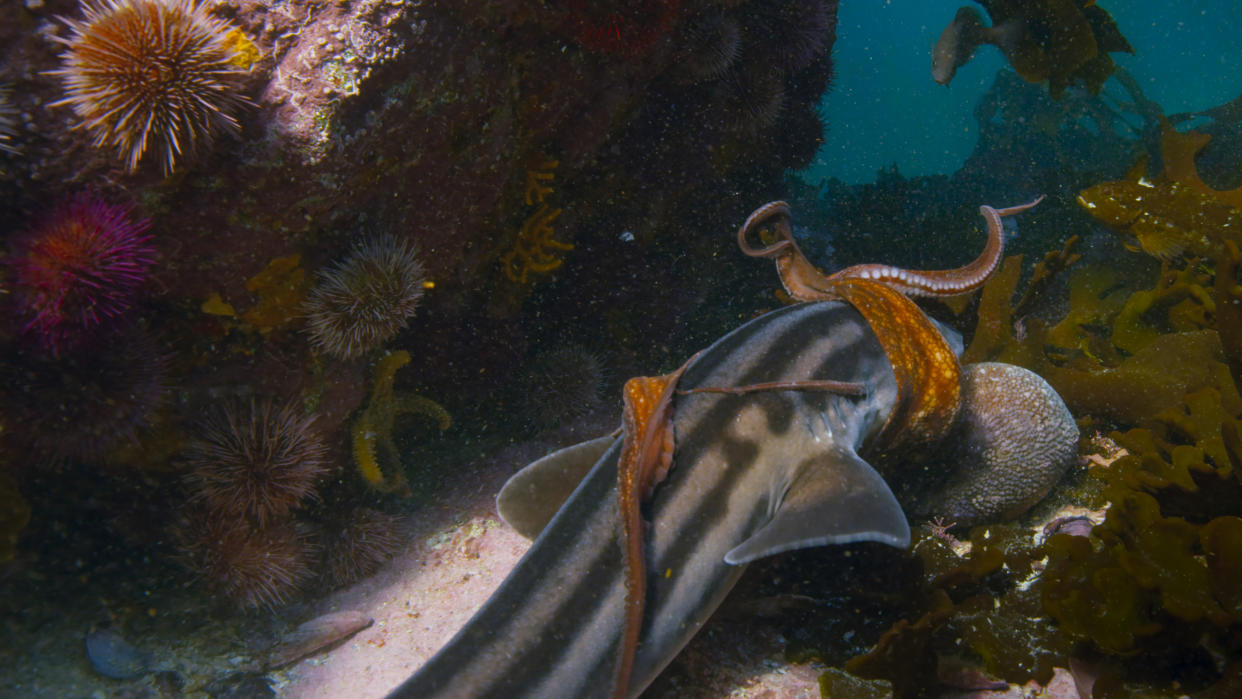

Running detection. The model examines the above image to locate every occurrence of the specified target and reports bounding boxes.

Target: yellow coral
[352,350,451,495]
[503,158,572,284]
[243,253,308,329]
[502,204,572,283]
[222,28,260,71]
[525,159,558,206]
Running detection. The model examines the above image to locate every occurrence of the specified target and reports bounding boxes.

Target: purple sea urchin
[181,399,328,528]
[716,65,786,134]
[303,235,427,359]
[673,11,741,84]
[520,344,606,429]
[322,507,403,589]
[49,0,252,174]
[7,193,155,353]
[749,0,836,72]
[176,513,313,609]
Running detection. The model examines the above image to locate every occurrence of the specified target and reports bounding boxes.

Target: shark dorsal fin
[496,434,617,540]
[724,445,910,565]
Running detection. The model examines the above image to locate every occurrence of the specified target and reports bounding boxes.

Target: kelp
[962,247,1239,425]
[1042,388,1242,659]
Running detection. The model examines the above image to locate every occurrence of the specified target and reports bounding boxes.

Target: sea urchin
[8,193,155,353]
[303,235,428,359]
[181,398,329,528]
[175,513,313,609]
[50,0,253,174]
[322,507,403,589]
[519,344,606,429]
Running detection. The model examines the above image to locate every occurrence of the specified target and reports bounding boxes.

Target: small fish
[932,7,1025,86]
[1077,179,1242,261]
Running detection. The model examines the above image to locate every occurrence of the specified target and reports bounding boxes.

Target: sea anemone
[7,193,155,353]
[175,513,313,609]
[49,0,252,174]
[303,235,427,359]
[181,398,328,528]
[0,325,166,464]
[321,507,403,589]
[519,344,606,430]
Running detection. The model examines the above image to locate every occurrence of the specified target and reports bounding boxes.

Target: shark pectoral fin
[723,447,910,565]
[497,434,619,540]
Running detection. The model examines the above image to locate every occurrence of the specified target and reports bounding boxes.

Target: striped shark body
[388,300,963,698]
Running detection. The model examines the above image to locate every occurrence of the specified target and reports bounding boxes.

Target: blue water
[801,0,1242,185]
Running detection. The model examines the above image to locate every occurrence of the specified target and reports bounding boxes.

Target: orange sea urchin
[49,0,252,174]
[303,235,428,359]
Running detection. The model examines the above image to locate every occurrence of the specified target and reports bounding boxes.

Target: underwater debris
[932,0,1132,97]
[265,610,373,669]
[351,350,450,495]
[49,0,255,174]
[303,234,428,359]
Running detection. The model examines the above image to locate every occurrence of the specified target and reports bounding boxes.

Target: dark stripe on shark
[493,525,625,695]
[654,304,883,573]
[399,302,889,697]
[407,440,623,696]
[482,305,858,693]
